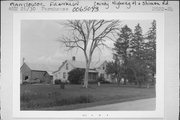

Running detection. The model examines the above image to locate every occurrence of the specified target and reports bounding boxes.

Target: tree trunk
[83,62,90,88]
[124,59,128,85]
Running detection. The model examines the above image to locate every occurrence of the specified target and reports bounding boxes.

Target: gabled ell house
[20,62,53,84]
[52,56,111,84]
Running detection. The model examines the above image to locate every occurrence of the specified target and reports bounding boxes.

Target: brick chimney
[23,57,25,63]
[72,56,76,61]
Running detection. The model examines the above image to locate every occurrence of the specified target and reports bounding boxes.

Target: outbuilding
[20,62,52,84]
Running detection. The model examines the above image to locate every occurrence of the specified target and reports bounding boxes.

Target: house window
[63,72,66,79]
[66,63,68,70]
[24,76,29,80]
[103,66,105,70]
[100,73,104,78]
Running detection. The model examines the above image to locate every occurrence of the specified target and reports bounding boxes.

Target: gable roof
[68,60,106,69]
[23,62,58,74]
[68,60,86,69]
[25,62,47,71]
[53,60,107,73]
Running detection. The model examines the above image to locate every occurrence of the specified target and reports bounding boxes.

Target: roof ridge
[24,62,58,72]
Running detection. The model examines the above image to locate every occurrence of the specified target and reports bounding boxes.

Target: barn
[20,62,53,84]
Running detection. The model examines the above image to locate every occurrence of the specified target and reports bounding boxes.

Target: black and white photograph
[9,13,165,119]
[1,0,179,120]
[20,19,156,111]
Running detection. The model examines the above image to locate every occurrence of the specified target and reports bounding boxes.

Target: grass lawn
[21,84,155,110]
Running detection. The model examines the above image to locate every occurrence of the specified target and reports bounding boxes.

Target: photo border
[13,13,164,119]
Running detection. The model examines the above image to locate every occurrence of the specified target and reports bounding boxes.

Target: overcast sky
[21,20,153,71]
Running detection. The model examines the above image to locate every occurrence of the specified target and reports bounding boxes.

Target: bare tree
[60,20,120,88]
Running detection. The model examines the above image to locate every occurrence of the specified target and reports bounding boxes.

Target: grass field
[20,84,155,110]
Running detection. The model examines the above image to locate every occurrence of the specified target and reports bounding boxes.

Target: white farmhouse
[52,56,111,84]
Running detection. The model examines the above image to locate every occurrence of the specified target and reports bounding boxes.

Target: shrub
[54,79,61,84]
[68,68,85,84]
[97,75,105,82]
[97,75,111,84]
[101,80,111,84]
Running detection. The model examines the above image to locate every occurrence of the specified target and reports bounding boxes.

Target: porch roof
[88,69,98,73]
